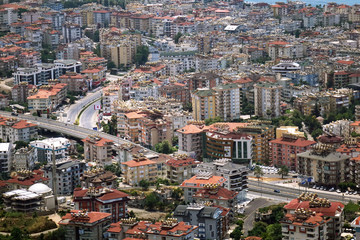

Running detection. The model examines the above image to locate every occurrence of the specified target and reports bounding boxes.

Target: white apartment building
[0,117,38,143]
[30,137,71,164]
[254,82,282,119]
[62,23,82,43]
[13,146,37,171]
[213,83,241,121]
[130,84,159,101]
[0,143,13,173]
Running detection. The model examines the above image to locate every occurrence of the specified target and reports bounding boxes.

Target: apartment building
[30,137,71,163]
[59,210,111,240]
[138,116,172,149]
[177,122,204,160]
[82,66,106,87]
[13,146,36,171]
[18,51,41,68]
[11,82,36,103]
[180,172,226,203]
[165,155,199,184]
[297,145,351,187]
[102,85,120,116]
[44,160,87,195]
[82,136,114,166]
[204,123,253,165]
[54,59,82,75]
[107,219,198,240]
[213,83,241,121]
[62,23,82,43]
[121,156,157,186]
[174,204,227,240]
[192,88,216,121]
[254,82,282,119]
[59,72,89,93]
[276,126,305,138]
[81,168,118,189]
[73,187,129,223]
[283,193,344,240]
[194,158,248,199]
[0,143,13,173]
[187,72,222,92]
[5,170,48,190]
[158,82,190,104]
[193,184,239,209]
[0,116,37,143]
[93,10,110,27]
[27,83,68,113]
[270,134,316,171]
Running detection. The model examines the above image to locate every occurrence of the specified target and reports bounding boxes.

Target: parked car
[274,189,280,193]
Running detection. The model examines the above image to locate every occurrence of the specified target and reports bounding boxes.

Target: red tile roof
[180,175,226,188]
[270,137,316,147]
[193,187,238,201]
[177,124,204,134]
[60,210,111,224]
[121,158,156,168]
[284,198,344,217]
[166,157,199,167]
[74,187,128,201]
[82,137,113,147]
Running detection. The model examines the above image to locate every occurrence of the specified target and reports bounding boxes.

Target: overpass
[0,111,158,155]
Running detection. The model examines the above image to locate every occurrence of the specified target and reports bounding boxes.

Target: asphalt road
[248,180,360,203]
[79,99,100,129]
[243,198,276,235]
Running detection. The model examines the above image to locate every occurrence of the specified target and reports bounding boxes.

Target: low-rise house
[59,210,111,240]
[73,187,129,222]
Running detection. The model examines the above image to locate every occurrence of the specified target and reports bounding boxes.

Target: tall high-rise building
[254,82,282,119]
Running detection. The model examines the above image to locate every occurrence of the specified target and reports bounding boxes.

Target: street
[79,99,100,129]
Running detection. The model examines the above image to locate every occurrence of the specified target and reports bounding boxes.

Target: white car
[336,189,341,193]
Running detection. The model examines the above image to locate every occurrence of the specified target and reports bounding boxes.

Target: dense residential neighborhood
[0,0,360,239]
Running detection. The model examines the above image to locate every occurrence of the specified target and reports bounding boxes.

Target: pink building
[270,135,316,170]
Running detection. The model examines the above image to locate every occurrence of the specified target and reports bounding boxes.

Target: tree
[183,102,192,112]
[139,179,150,190]
[174,32,182,44]
[135,45,149,66]
[205,116,223,125]
[311,128,323,139]
[264,223,282,240]
[253,165,264,184]
[230,220,244,240]
[104,163,122,176]
[248,221,268,238]
[144,192,159,211]
[277,165,289,179]
[107,61,116,69]
[154,140,176,154]
[14,141,28,150]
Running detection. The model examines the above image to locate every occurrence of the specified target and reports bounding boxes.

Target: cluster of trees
[144,188,183,211]
[41,44,55,63]
[135,45,149,66]
[229,219,244,240]
[85,30,100,43]
[173,32,182,44]
[248,222,282,240]
[104,163,122,177]
[101,115,118,136]
[241,96,254,115]
[204,116,223,126]
[154,140,177,154]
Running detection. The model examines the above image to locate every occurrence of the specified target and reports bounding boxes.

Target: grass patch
[0,212,57,233]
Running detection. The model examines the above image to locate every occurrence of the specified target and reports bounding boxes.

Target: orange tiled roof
[82,137,113,147]
[180,175,226,188]
[121,158,156,168]
[60,210,111,224]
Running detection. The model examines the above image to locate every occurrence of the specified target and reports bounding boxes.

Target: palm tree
[278,165,289,179]
[253,165,264,185]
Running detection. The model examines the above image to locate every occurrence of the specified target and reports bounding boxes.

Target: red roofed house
[121,156,157,186]
[0,116,37,142]
[59,72,89,93]
[283,194,344,240]
[107,219,198,240]
[351,216,360,240]
[59,210,111,240]
[6,170,48,190]
[73,187,129,222]
[180,174,226,203]
[270,135,316,170]
[165,155,200,183]
[193,184,239,209]
[82,136,114,166]
[177,123,206,160]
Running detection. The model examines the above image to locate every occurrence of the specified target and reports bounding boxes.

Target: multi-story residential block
[59,210,111,240]
[323,120,351,139]
[121,156,157,186]
[93,10,110,27]
[102,85,120,116]
[192,88,216,121]
[193,184,239,209]
[177,122,204,160]
[0,143,13,173]
[24,26,42,49]
[107,219,198,240]
[165,155,199,184]
[82,66,106,88]
[44,160,87,195]
[213,83,241,121]
[13,146,36,171]
[62,23,82,43]
[54,59,82,74]
[81,168,118,189]
[276,126,305,138]
[18,50,41,68]
[59,72,89,93]
[283,193,344,240]
[254,82,282,119]
[180,172,226,203]
[187,72,222,92]
[27,83,68,113]
[0,116,37,143]
[30,137,71,164]
[11,82,36,103]
[82,136,114,166]
[138,115,172,149]
[5,170,48,190]
[297,145,351,187]
[174,204,229,240]
[270,134,316,170]
[73,187,129,223]
[159,82,190,104]
[268,41,305,60]
[160,51,196,72]
[194,158,248,199]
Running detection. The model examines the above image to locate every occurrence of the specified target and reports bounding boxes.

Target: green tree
[248,221,268,237]
[135,45,149,66]
[183,102,192,112]
[174,32,182,44]
[253,165,264,184]
[139,179,150,190]
[154,140,176,154]
[104,163,122,176]
[344,201,360,221]
[14,141,28,150]
[205,116,223,125]
[311,128,323,139]
[230,219,244,240]
[277,165,289,179]
[107,61,116,69]
[264,223,282,240]
[144,192,159,211]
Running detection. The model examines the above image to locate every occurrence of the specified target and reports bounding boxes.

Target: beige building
[177,122,204,160]
[82,136,114,166]
[297,144,351,186]
[165,155,199,184]
[121,156,157,186]
[59,72,88,93]
[276,126,305,138]
[213,83,241,121]
[192,88,216,121]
